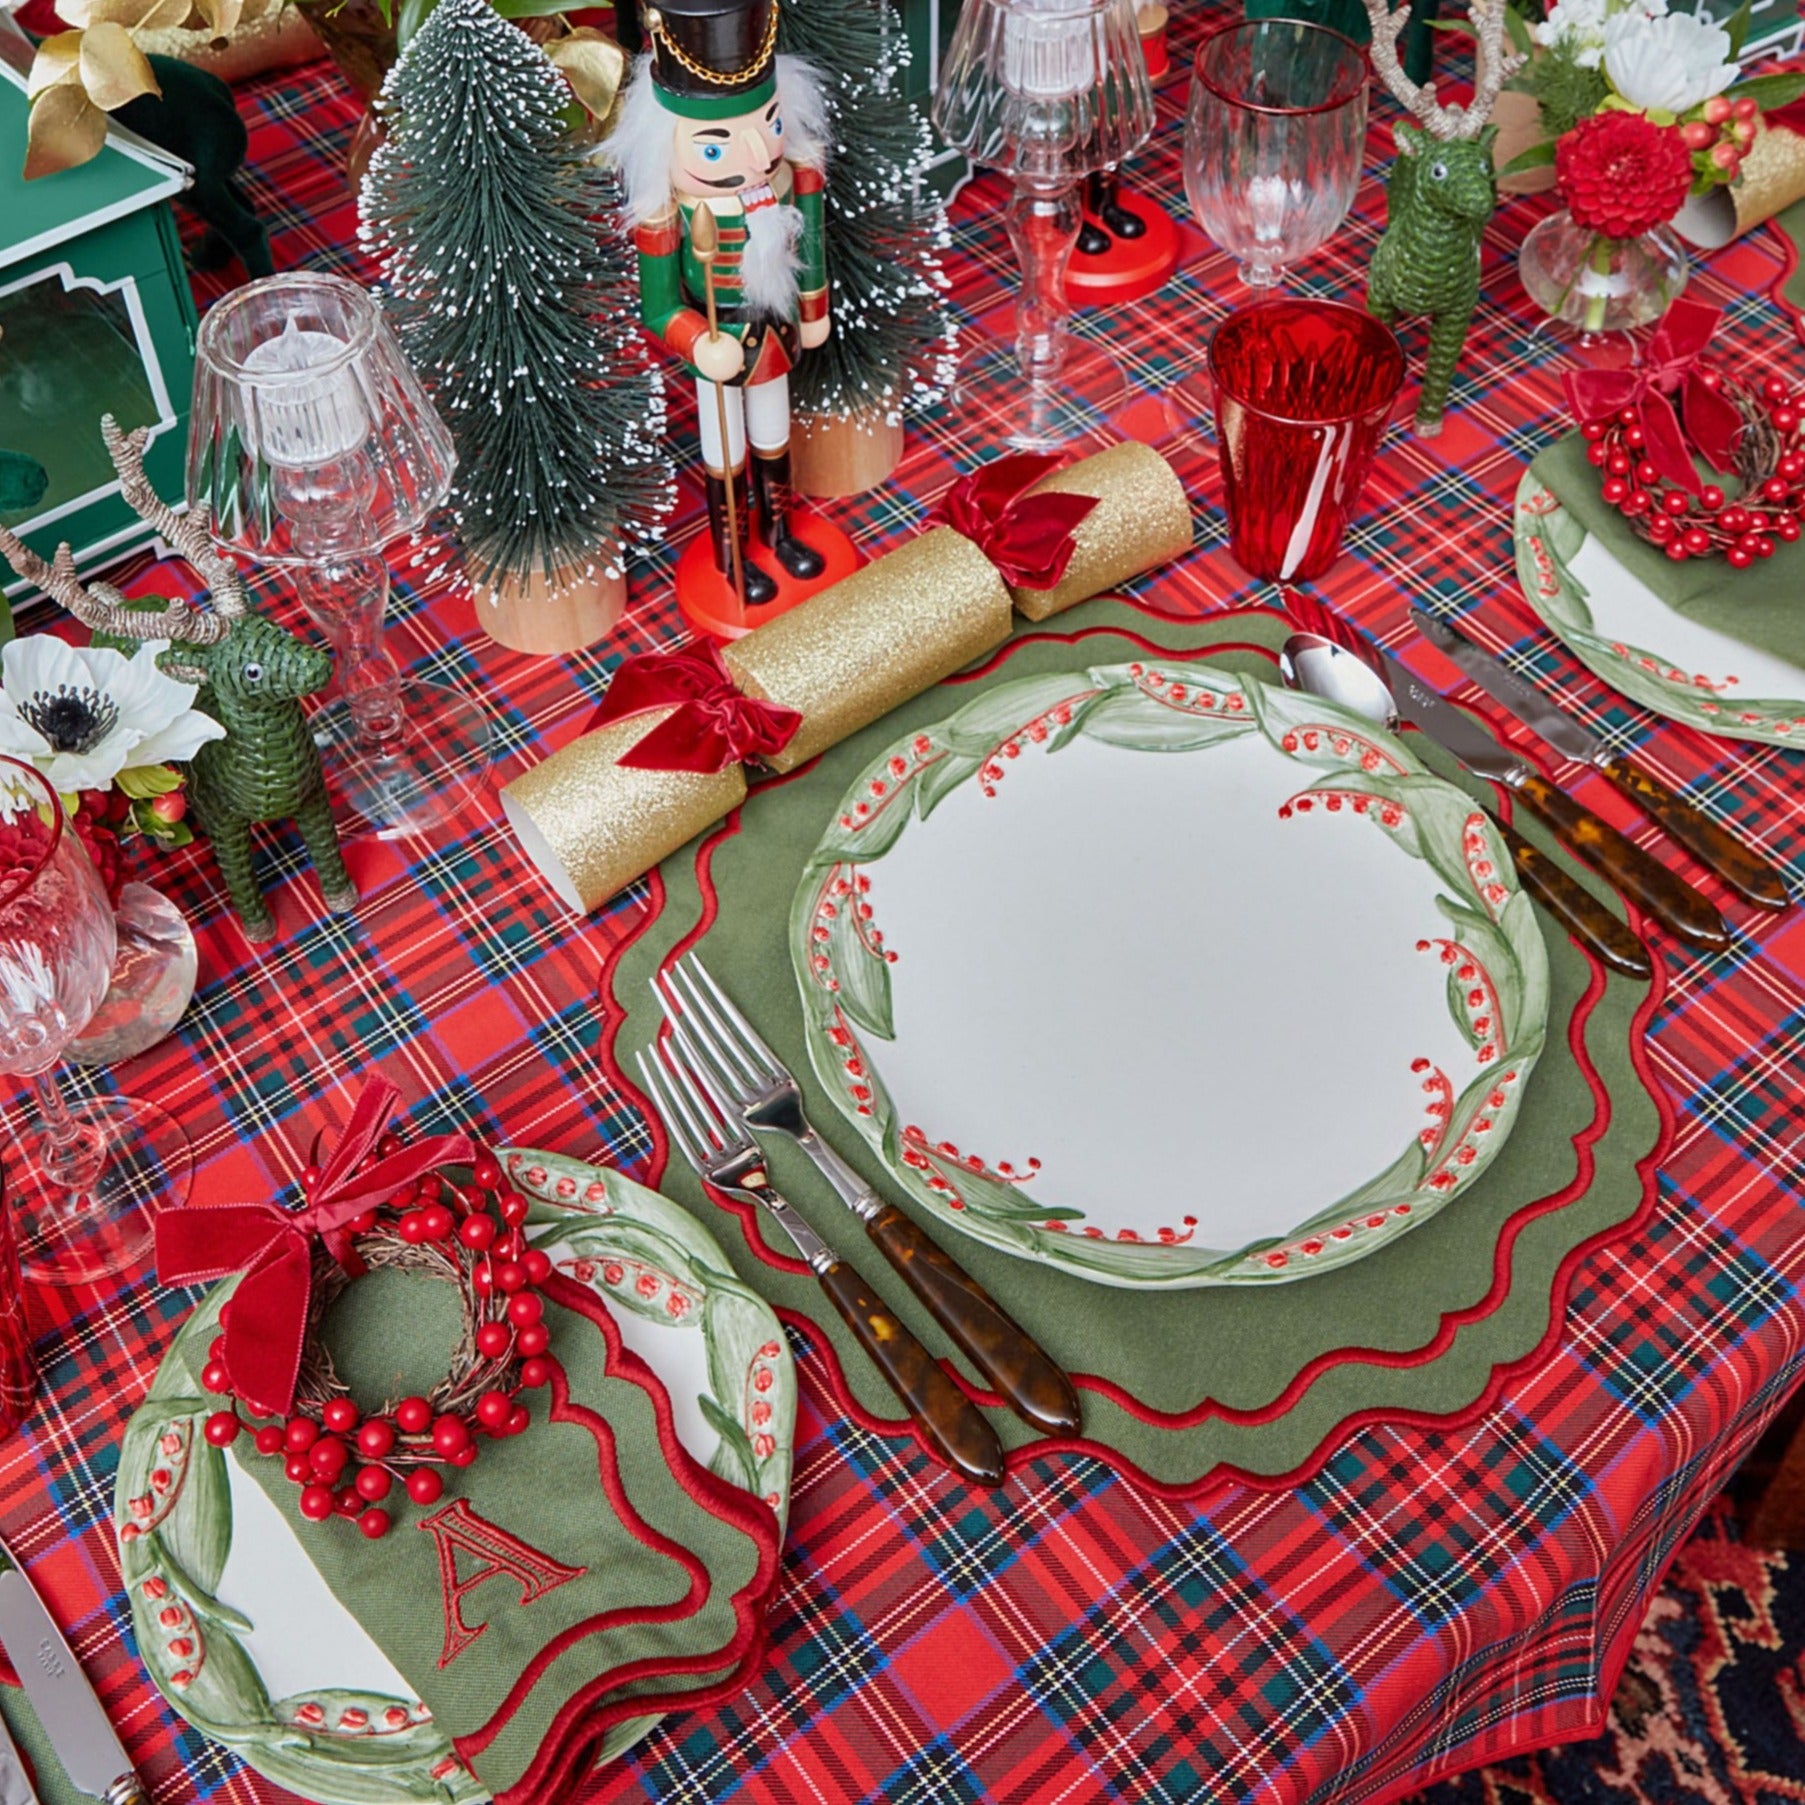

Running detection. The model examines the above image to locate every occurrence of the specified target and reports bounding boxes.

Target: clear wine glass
[1183,18,1369,288]
[0,758,191,1281]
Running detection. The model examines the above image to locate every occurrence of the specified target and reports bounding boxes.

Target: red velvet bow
[155,1078,472,1419]
[590,642,802,774]
[1563,300,1744,495]
[933,454,1100,591]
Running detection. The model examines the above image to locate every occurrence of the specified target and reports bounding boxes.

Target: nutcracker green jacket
[633,160,826,384]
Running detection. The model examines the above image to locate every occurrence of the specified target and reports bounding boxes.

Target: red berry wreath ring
[199,1146,558,1540]
[1583,370,1805,568]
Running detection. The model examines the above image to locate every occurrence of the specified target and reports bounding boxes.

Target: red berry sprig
[1582,368,1805,569]
[202,1142,559,1538]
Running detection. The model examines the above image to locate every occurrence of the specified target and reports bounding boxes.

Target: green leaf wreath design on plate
[119,1153,794,1805]
[1514,469,1805,748]
[789,662,1551,1289]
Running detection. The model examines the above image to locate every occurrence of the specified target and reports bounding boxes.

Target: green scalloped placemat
[606,599,1665,1491]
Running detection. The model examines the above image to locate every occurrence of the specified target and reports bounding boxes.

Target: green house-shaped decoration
[0,19,197,600]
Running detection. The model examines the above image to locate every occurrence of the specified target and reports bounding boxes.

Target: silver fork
[659,956,1081,1437]
[638,1035,1007,1489]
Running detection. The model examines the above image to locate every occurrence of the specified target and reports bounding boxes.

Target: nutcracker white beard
[738,200,805,321]
[609,52,829,324]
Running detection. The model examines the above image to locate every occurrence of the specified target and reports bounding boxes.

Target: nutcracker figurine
[611,0,835,613]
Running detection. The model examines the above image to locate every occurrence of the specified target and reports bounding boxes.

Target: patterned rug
[1402,1499,1805,1805]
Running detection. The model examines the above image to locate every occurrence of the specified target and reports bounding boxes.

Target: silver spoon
[1280,632,1652,982]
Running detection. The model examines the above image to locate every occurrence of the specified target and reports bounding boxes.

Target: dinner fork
[638,1037,1008,1489]
[660,956,1083,1437]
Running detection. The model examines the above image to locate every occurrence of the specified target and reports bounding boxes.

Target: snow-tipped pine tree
[359,0,672,595]
[778,0,955,427]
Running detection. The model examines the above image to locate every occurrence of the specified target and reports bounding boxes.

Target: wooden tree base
[470,560,627,657]
[792,411,905,498]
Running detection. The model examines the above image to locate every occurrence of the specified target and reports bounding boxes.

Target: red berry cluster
[1583,370,1805,568]
[1680,94,1762,187]
[199,1146,558,1539]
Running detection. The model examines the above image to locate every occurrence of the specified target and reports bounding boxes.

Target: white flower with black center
[0,635,225,795]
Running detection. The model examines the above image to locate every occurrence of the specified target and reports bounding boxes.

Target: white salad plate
[790,661,1550,1288]
[1516,467,1805,748]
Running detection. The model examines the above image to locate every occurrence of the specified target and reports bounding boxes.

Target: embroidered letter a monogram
[418,1498,588,1668]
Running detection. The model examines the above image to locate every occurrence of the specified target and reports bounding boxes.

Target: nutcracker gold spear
[689,201,747,608]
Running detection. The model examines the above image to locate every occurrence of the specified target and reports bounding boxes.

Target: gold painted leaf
[58,0,189,29]
[185,0,245,38]
[24,85,109,179]
[25,31,86,100]
[79,21,161,110]
[546,29,626,127]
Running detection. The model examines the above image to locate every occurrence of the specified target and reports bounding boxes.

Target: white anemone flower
[0,635,224,796]
[1603,10,1738,114]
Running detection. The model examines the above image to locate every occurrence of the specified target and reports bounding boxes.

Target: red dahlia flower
[1556,110,1695,240]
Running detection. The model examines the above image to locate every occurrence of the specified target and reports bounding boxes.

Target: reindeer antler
[100,416,247,621]
[0,419,238,647]
[1364,0,1524,142]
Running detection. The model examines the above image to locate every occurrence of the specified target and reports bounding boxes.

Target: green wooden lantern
[0,27,198,611]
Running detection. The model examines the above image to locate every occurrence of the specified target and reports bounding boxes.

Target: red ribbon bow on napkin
[589,641,802,775]
[932,453,1100,591]
[1563,300,1744,495]
[155,1078,472,1418]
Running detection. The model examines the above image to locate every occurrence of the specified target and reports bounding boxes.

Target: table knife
[0,1542,144,1805]
[1409,609,1789,913]
[1283,591,1652,980]
[1375,651,1732,952]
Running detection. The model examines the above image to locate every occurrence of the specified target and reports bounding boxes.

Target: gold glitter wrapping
[1732,119,1805,236]
[1007,441,1193,621]
[724,528,1014,773]
[136,8,325,80]
[499,709,746,914]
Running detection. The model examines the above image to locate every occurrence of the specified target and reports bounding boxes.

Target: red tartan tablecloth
[5,11,1805,1803]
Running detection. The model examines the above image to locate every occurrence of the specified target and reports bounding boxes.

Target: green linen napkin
[0,1682,82,1805]
[1777,198,1805,321]
[183,1269,779,1804]
[1532,431,1805,669]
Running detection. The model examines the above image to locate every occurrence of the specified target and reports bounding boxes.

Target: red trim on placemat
[595,608,1674,1499]
[455,1272,780,1801]
[774,932,1670,1502]
[1766,214,1805,348]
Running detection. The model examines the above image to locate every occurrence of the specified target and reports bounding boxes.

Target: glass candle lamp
[934,0,1155,448]
[189,274,492,839]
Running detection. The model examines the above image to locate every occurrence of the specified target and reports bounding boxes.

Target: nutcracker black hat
[642,0,780,119]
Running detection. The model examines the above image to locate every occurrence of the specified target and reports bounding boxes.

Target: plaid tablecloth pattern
[4,9,1805,1802]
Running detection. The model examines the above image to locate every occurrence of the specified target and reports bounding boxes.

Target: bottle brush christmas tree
[778,0,954,460]
[359,0,673,652]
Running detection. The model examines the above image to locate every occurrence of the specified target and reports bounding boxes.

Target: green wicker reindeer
[1364,0,1523,436]
[0,419,356,942]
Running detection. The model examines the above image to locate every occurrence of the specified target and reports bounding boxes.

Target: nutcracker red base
[675,505,865,641]
[1067,190,1181,307]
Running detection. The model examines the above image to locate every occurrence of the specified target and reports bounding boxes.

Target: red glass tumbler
[1208,298,1404,582]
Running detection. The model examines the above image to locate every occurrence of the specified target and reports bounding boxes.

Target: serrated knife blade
[1409,609,1604,766]
[0,1545,142,1805]
[1409,608,1790,915]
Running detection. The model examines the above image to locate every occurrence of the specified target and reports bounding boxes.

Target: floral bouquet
[0,633,223,902]
[1503,0,1805,331]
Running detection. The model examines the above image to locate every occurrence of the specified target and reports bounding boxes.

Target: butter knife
[0,1541,143,1805]
[1410,608,1789,912]
[1376,651,1732,952]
